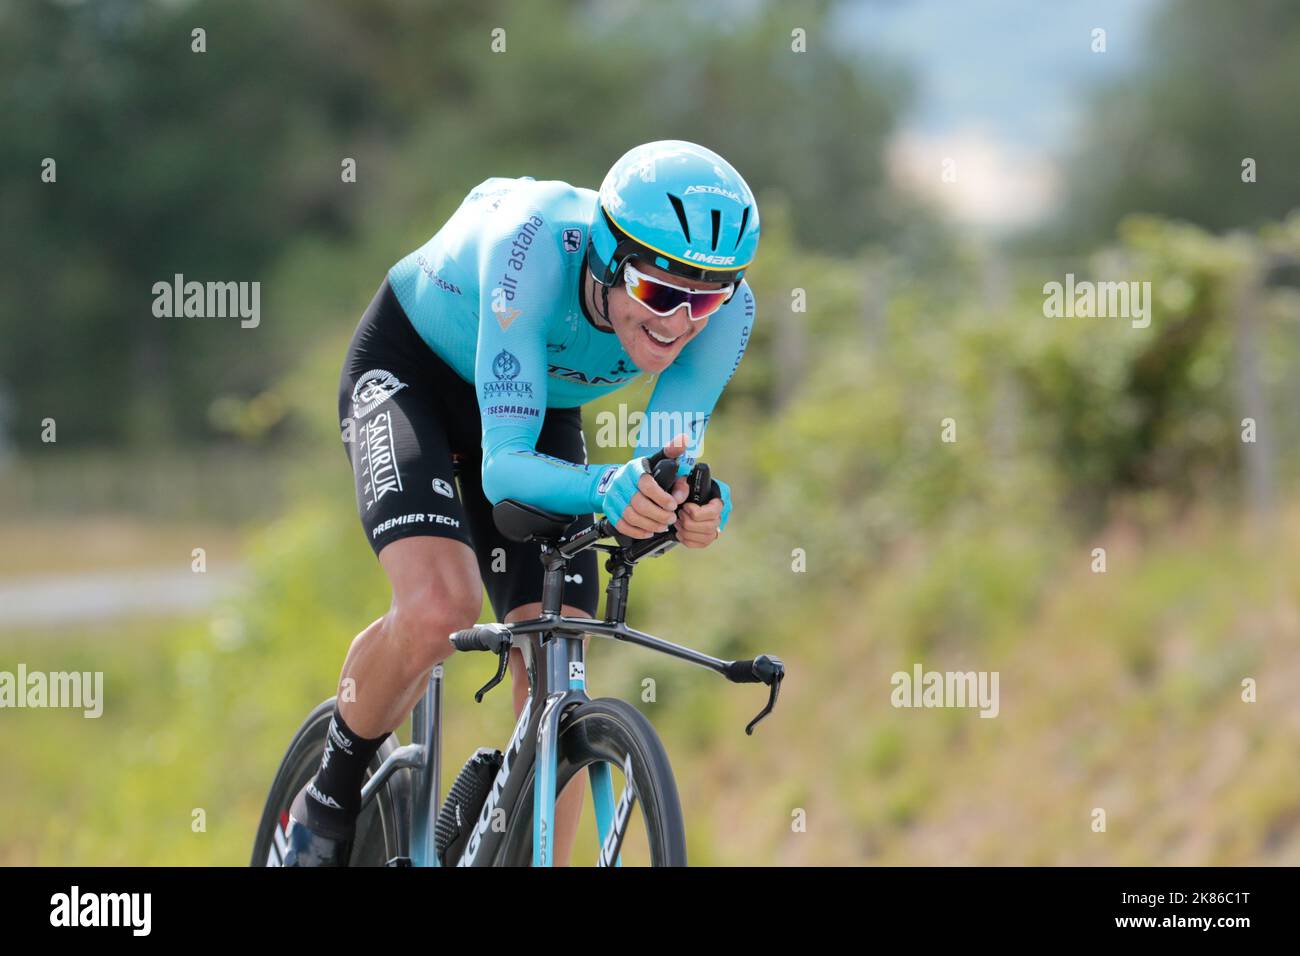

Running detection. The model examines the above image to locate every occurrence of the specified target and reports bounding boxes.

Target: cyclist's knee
[377,537,483,673]
[388,585,482,672]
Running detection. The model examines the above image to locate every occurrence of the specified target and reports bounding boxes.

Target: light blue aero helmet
[586,140,760,301]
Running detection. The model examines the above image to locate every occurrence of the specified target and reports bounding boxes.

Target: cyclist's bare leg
[506,602,591,867]
[337,536,484,739]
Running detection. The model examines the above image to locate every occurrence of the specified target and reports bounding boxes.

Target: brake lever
[473,648,511,703]
[744,654,785,735]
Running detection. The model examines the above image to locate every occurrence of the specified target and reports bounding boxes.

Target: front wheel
[251,697,410,866]
[496,698,687,866]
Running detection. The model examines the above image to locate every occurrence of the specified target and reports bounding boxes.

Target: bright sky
[833,0,1165,231]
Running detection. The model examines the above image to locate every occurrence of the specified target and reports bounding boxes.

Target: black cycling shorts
[337,278,599,620]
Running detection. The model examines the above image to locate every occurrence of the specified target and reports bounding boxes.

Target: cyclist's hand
[674,476,732,547]
[601,435,689,539]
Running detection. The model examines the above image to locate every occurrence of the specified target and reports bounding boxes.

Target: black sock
[296,704,386,837]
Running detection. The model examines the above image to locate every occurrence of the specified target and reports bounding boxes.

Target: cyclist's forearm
[481,446,614,515]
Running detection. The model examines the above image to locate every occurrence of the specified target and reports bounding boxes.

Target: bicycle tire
[250,697,409,866]
[495,697,686,866]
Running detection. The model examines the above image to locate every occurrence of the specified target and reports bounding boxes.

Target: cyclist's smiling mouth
[642,323,685,349]
[621,312,700,367]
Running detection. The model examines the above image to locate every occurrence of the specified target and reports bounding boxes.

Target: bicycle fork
[531,632,627,867]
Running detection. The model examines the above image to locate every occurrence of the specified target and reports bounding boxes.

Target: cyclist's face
[602,260,728,373]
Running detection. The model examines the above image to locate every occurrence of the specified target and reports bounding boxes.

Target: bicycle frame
[358,496,783,867]
[358,547,621,866]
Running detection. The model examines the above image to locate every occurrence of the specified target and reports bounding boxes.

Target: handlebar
[449,622,512,654]
[454,455,783,732]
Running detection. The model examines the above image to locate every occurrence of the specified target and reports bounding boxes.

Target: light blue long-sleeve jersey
[386,176,756,516]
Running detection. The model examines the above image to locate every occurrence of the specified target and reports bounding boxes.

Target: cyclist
[284,140,760,865]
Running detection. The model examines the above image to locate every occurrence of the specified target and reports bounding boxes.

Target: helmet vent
[710,209,721,250]
[733,206,750,250]
[666,193,691,242]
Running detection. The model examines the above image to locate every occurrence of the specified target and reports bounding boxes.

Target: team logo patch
[307,782,342,810]
[483,350,533,402]
[492,349,522,380]
[493,303,522,331]
[596,466,618,496]
[562,228,583,253]
[683,249,736,265]
[361,411,403,510]
[432,478,454,499]
[548,364,638,386]
[352,369,408,418]
[684,184,743,203]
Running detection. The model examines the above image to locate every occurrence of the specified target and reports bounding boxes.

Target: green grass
[3,497,1298,865]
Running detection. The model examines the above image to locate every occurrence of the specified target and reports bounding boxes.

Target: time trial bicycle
[251,453,784,866]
